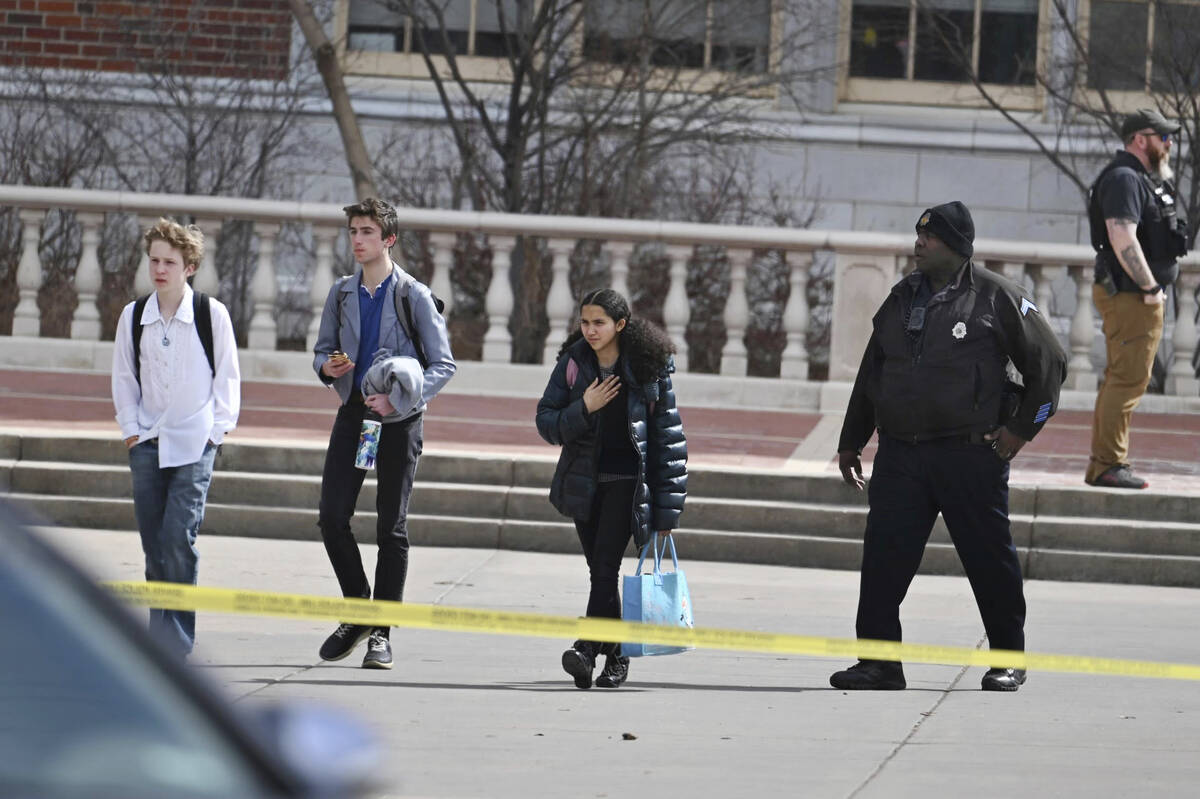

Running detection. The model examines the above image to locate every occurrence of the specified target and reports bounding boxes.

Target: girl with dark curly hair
[535,288,689,689]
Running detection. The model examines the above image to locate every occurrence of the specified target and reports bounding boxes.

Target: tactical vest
[1087,152,1188,291]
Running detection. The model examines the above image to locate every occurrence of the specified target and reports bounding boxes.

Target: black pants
[574,478,637,625]
[319,402,423,636]
[855,434,1026,652]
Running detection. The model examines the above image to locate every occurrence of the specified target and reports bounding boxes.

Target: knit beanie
[916,201,975,258]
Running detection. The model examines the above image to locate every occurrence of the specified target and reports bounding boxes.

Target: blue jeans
[129,439,218,656]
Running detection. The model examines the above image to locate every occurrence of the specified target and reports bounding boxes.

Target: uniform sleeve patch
[1020,298,1039,317]
[1033,402,1052,423]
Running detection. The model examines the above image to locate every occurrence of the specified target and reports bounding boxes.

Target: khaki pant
[1086,284,1164,482]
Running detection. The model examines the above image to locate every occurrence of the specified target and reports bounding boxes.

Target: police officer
[830,201,1068,692]
[1085,109,1188,490]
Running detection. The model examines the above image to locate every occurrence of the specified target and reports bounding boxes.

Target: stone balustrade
[1,185,1197,396]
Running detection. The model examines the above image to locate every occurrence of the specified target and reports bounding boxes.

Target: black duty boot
[561,640,597,689]
[829,659,906,690]
[595,649,630,688]
[981,667,1027,692]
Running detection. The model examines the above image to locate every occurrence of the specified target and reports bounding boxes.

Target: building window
[1087,0,1200,92]
[583,0,773,74]
[346,0,521,57]
[848,0,1038,85]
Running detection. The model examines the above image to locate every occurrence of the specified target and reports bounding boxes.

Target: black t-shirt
[1094,151,1177,290]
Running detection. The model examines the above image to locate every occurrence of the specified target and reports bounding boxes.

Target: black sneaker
[362,630,393,670]
[829,659,906,690]
[981,667,1026,692]
[561,641,596,689]
[595,653,630,688]
[1087,465,1148,489]
[319,623,372,661]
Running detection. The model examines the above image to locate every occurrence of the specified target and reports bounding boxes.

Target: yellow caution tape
[106,581,1200,681]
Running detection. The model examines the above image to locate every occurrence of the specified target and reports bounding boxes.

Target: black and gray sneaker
[362,630,393,670]
[595,653,630,688]
[561,640,596,689]
[319,623,372,661]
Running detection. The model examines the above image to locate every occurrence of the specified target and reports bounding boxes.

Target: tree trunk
[289,0,377,200]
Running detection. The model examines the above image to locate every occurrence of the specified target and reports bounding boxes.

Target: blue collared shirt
[352,272,394,393]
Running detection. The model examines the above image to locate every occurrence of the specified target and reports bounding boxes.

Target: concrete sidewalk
[37,527,1200,799]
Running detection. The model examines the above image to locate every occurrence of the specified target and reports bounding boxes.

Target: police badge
[952,321,967,339]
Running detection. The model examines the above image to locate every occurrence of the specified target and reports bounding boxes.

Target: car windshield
[0,525,278,798]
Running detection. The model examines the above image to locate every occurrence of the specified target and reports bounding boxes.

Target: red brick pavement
[2,368,1196,491]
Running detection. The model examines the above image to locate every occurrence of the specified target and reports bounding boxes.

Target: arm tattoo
[1117,243,1155,287]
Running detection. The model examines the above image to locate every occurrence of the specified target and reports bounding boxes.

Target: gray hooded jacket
[312,262,455,422]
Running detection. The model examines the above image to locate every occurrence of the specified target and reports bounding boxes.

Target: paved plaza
[9,362,1200,796]
[35,527,1200,799]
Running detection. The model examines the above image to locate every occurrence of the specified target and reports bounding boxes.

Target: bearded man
[1085,109,1189,489]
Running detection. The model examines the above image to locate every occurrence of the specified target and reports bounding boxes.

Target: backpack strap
[193,291,215,378]
[131,292,215,388]
[131,294,150,388]
[566,357,579,389]
[394,274,445,372]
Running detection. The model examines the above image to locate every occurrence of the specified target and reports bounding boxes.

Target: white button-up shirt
[112,285,241,468]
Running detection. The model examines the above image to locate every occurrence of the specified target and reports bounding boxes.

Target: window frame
[836,0,1051,109]
[573,0,783,96]
[1079,0,1200,100]
[337,0,516,82]
[336,0,781,92]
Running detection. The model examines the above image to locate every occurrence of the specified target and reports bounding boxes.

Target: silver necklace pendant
[162,335,170,346]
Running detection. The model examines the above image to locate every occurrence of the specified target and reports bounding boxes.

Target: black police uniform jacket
[535,337,688,548]
[838,261,1068,453]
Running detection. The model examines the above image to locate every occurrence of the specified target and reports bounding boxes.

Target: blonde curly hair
[143,218,204,268]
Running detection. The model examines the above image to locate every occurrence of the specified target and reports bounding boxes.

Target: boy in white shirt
[111,219,241,657]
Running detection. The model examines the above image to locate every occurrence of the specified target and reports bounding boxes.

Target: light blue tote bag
[621,533,695,657]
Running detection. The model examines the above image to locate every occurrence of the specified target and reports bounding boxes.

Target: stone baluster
[780,250,812,379]
[429,232,456,315]
[134,215,155,296]
[192,220,222,297]
[1066,264,1097,390]
[607,240,633,298]
[482,235,516,362]
[662,245,692,373]
[720,248,752,376]
[1166,269,1200,395]
[1000,261,1026,287]
[247,222,279,350]
[543,238,575,365]
[1031,264,1055,319]
[307,226,337,352]
[70,212,103,340]
[12,209,45,336]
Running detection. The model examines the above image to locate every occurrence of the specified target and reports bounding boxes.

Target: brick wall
[0,0,292,79]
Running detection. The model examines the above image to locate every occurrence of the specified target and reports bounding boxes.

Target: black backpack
[131,292,215,388]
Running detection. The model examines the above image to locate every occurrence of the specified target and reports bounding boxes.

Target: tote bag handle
[634,532,680,577]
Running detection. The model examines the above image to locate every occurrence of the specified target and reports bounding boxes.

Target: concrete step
[7,429,1200,587]
[14,491,1200,588]
[12,432,1200,525]
[12,460,1200,559]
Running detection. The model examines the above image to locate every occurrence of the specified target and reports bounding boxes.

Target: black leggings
[574,479,637,620]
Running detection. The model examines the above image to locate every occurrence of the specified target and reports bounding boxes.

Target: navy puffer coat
[535,337,688,549]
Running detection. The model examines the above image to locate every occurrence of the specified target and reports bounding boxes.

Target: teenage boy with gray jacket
[312,197,455,669]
